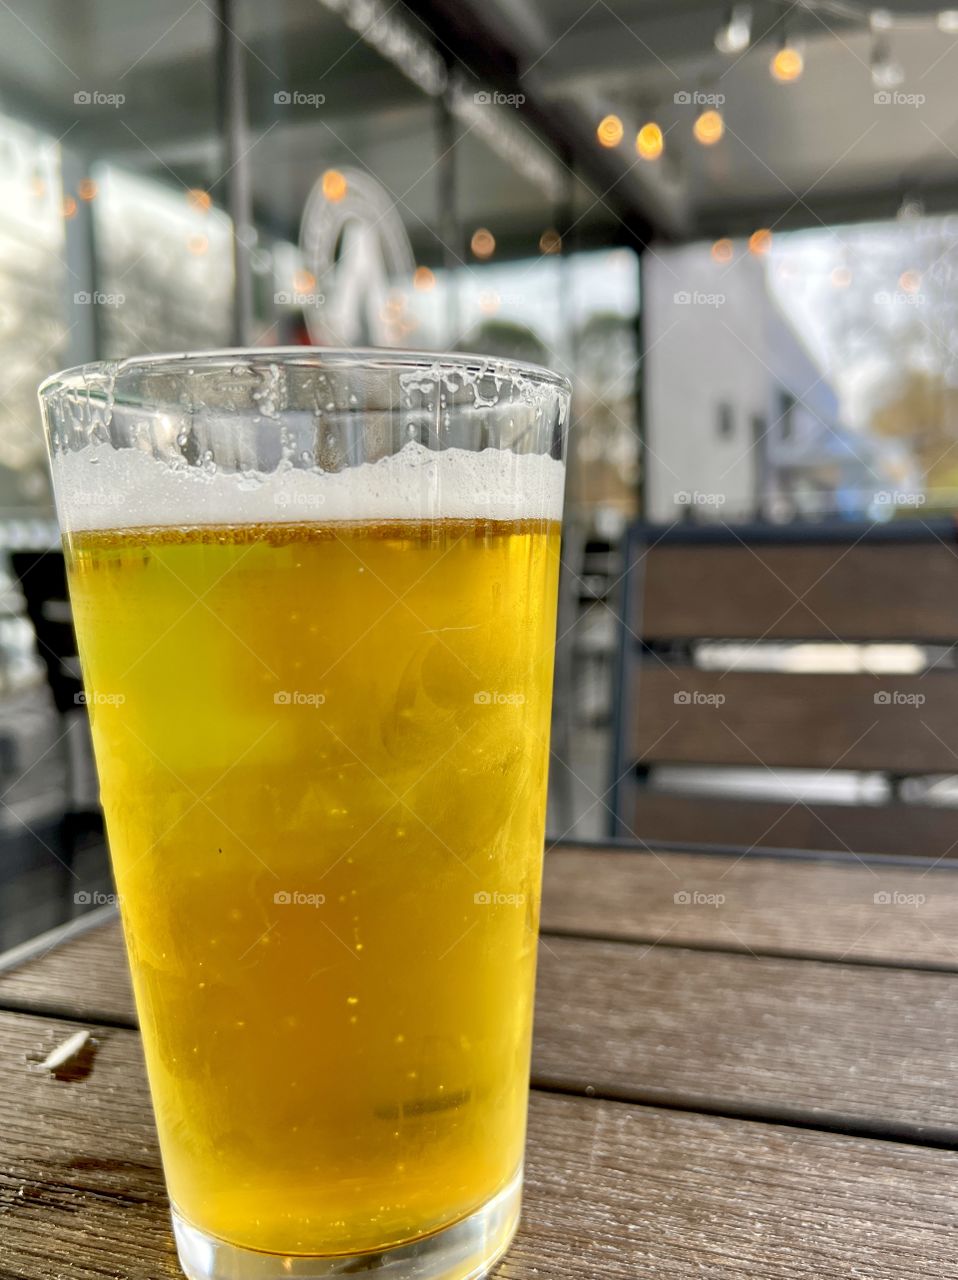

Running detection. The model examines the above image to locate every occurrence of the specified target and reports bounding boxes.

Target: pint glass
[38,350,569,1280]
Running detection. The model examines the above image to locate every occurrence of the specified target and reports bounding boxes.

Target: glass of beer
[38,350,568,1280]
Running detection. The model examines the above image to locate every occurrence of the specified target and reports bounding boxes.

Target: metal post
[216,0,253,346]
[436,93,460,346]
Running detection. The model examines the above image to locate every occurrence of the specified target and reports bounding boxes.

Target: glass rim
[38,346,573,403]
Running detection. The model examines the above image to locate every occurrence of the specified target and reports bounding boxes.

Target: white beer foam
[52,442,565,531]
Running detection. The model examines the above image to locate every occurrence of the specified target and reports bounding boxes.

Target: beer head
[38,349,569,534]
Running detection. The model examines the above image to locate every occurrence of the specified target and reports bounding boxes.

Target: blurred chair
[610,519,958,859]
[10,550,100,837]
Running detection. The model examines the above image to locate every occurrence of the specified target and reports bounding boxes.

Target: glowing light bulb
[693,109,725,146]
[771,45,804,82]
[636,122,664,161]
[748,228,772,255]
[322,170,347,202]
[470,228,495,259]
[711,238,734,264]
[596,114,624,147]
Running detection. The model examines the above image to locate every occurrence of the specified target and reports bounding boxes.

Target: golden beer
[65,515,560,1257]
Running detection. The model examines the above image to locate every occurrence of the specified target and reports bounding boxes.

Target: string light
[539,228,562,254]
[596,114,624,147]
[77,178,98,201]
[413,266,436,291]
[322,169,348,202]
[899,269,921,294]
[693,109,725,146]
[187,188,212,213]
[715,4,752,53]
[470,228,495,259]
[749,228,772,255]
[771,42,804,82]
[711,238,734,264]
[636,122,664,161]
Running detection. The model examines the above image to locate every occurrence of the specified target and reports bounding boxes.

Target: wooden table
[1,842,957,1278]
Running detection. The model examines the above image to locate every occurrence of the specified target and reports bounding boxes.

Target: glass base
[171,1167,522,1280]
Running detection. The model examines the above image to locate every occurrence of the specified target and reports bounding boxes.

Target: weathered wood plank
[0,917,133,1025]
[534,935,958,1143]
[1,1011,956,1279]
[629,669,958,774]
[637,540,958,642]
[541,846,958,968]
[628,788,958,860]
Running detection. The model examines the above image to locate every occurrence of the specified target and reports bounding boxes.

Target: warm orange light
[771,46,804,82]
[187,188,212,214]
[597,114,624,148]
[413,265,436,292]
[478,289,500,315]
[693,109,724,146]
[187,233,209,256]
[470,228,495,259]
[830,266,852,288]
[711,238,734,264]
[636,122,664,160]
[539,228,562,254]
[293,269,316,293]
[749,228,773,256]
[322,169,348,202]
[62,196,77,219]
[899,269,921,294]
[77,177,98,201]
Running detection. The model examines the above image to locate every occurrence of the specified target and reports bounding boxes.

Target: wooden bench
[611,519,958,858]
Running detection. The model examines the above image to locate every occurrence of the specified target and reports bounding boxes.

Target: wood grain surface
[1,1011,956,1280]
[533,935,958,1143]
[636,540,958,642]
[542,846,958,967]
[628,669,958,774]
[627,788,958,859]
